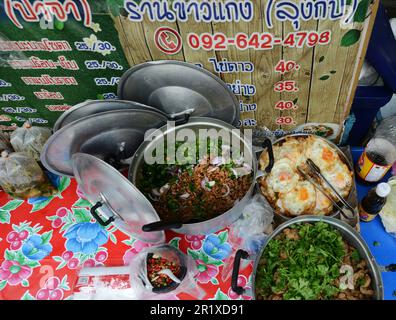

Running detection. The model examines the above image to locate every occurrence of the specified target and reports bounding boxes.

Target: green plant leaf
[108,2,121,16]
[54,19,64,30]
[1,200,23,211]
[73,208,92,223]
[211,278,219,285]
[354,0,370,22]
[23,260,40,268]
[14,251,26,265]
[21,280,29,287]
[60,275,70,291]
[5,249,15,261]
[0,209,10,224]
[53,256,63,262]
[60,221,74,233]
[169,237,181,249]
[30,197,54,213]
[217,230,228,243]
[330,70,337,74]
[0,280,7,291]
[319,56,325,63]
[210,288,230,300]
[341,29,361,47]
[41,230,53,244]
[73,198,91,208]
[109,232,117,244]
[56,260,68,270]
[58,177,71,193]
[206,258,223,266]
[21,291,35,300]
[187,249,200,260]
[320,75,330,80]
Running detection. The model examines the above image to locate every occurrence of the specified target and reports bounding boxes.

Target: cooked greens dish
[256,222,374,300]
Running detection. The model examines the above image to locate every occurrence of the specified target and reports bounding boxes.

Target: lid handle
[90,202,115,227]
[142,220,183,232]
[168,108,194,125]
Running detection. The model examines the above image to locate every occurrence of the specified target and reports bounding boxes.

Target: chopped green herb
[351,249,361,262]
[373,241,380,247]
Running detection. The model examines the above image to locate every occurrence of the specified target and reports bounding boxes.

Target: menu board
[0,0,379,138]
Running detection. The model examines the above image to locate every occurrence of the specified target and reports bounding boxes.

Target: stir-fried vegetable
[256,222,375,300]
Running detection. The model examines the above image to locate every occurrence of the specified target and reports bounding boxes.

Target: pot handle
[262,138,274,173]
[142,221,183,232]
[231,249,249,295]
[90,202,115,227]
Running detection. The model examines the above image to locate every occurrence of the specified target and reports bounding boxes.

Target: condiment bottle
[359,182,391,222]
[356,116,396,183]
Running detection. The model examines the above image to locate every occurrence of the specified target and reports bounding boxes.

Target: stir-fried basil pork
[138,139,252,222]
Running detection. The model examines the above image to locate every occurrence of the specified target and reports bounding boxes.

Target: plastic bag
[10,122,51,161]
[72,245,205,300]
[379,177,396,237]
[128,245,205,300]
[0,151,57,199]
[231,193,274,253]
[358,60,383,86]
[0,131,13,153]
[221,193,274,282]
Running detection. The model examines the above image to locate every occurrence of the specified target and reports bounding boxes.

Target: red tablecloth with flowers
[0,176,253,300]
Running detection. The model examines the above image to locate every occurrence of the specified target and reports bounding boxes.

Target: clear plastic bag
[129,245,205,300]
[10,122,51,161]
[0,151,57,199]
[0,131,13,153]
[231,193,274,253]
[72,245,205,300]
[221,193,274,282]
[374,116,396,146]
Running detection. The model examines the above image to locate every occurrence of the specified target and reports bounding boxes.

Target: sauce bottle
[359,183,391,222]
[356,116,396,183]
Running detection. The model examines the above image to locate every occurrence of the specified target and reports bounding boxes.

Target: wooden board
[109,0,379,136]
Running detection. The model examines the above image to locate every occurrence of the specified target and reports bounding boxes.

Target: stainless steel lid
[117,60,240,126]
[53,100,162,132]
[41,109,168,176]
[72,153,165,243]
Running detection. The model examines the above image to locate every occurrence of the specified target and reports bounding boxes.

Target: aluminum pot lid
[41,108,168,176]
[53,100,164,132]
[72,153,165,243]
[117,61,240,126]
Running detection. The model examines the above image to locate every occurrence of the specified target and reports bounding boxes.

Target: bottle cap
[376,183,391,198]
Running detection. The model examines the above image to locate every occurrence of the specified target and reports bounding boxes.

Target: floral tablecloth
[0,176,253,300]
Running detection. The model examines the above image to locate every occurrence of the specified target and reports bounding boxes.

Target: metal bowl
[128,117,256,234]
[234,216,384,300]
[257,133,356,222]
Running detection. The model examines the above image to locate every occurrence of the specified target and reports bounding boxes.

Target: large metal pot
[231,216,384,300]
[257,134,356,222]
[128,117,257,235]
